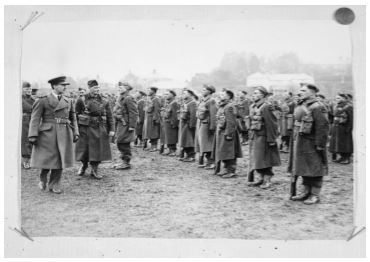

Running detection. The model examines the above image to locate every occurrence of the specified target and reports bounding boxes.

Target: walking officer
[247,86,281,189]
[28,76,79,194]
[113,82,139,170]
[195,84,217,169]
[143,87,161,152]
[289,83,329,204]
[21,81,35,169]
[75,79,115,179]
[212,89,243,178]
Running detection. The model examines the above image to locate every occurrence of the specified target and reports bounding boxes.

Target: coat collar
[47,93,69,111]
[253,98,265,108]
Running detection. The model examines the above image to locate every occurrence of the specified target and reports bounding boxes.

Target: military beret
[317,94,326,99]
[87,79,99,88]
[301,83,319,93]
[139,90,147,96]
[118,82,133,90]
[169,90,177,97]
[224,89,234,100]
[150,86,158,93]
[22,81,31,88]
[255,86,269,96]
[48,76,70,86]
[203,84,216,94]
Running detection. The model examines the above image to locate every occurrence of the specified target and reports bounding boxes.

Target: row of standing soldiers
[22,78,353,204]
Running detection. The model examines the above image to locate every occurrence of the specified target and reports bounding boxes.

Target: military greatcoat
[163,98,180,145]
[179,98,197,147]
[21,95,35,158]
[143,96,161,140]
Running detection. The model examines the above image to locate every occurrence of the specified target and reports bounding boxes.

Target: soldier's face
[22,87,32,96]
[298,86,312,100]
[252,90,264,102]
[202,88,209,97]
[336,95,345,103]
[90,85,100,95]
[54,84,67,94]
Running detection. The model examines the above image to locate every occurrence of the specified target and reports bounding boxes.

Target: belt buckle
[55,118,61,124]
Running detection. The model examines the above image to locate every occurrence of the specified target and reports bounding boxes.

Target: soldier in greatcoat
[279,92,295,153]
[113,82,139,169]
[28,76,79,194]
[178,89,198,162]
[329,93,353,164]
[134,91,146,147]
[236,90,251,145]
[289,83,329,204]
[21,81,35,169]
[162,90,180,156]
[75,80,115,179]
[142,87,161,152]
[212,89,243,178]
[248,86,281,189]
[195,84,217,169]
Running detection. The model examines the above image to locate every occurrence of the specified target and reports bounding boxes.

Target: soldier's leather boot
[77,162,88,176]
[260,175,272,189]
[115,160,131,170]
[182,156,195,162]
[304,186,321,205]
[159,145,165,154]
[204,163,215,170]
[247,173,263,187]
[90,164,103,179]
[168,149,177,157]
[198,154,205,167]
[221,172,237,178]
[149,144,158,152]
[142,140,148,150]
[291,185,310,201]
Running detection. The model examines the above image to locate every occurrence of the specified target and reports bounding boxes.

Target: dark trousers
[302,176,323,188]
[117,142,132,163]
[40,169,62,189]
[168,144,176,151]
[150,139,158,146]
[257,167,275,176]
[184,147,195,157]
[241,131,249,141]
[223,158,236,173]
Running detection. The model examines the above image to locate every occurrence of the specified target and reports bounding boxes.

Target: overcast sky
[22,19,351,83]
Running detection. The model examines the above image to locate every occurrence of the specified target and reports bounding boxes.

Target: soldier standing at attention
[162,90,180,156]
[329,93,353,164]
[195,84,217,169]
[289,83,329,204]
[178,89,198,162]
[134,91,147,147]
[212,89,243,178]
[75,80,115,179]
[236,90,251,145]
[21,81,35,169]
[248,86,281,189]
[113,82,139,170]
[28,76,79,194]
[143,87,161,152]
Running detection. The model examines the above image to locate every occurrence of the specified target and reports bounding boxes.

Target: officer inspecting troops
[75,79,115,179]
[113,82,139,170]
[143,86,161,152]
[195,84,217,169]
[212,89,243,178]
[289,83,329,204]
[28,76,79,194]
[247,86,281,189]
[162,90,180,156]
[21,81,35,169]
[179,88,198,162]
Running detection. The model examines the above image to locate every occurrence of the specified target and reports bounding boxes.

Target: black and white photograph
[4,3,366,258]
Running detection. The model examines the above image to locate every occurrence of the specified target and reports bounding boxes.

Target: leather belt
[43,118,71,124]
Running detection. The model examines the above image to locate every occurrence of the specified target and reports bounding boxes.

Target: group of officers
[21,76,353,205]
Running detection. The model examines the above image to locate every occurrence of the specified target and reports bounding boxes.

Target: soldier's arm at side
[312,106,329,148]
[28,97,44,138]
[209,99,217,131]
[171,102,179,128]
[152,98,161,123]
[263,105,279,143]
[126,96,139,129]
[224,105,237,138]
[105,101,115,133]
[345,105,353,133]
[188,102,197,129]
[69,100,79,137]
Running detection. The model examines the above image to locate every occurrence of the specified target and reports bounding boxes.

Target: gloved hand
[225,134,233,141]
[109,131,115,137]
[268,142,276,147]
[73,134,79,143]
[29,137,37,145]
[128,127,135,132]
[316,146,325,151]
